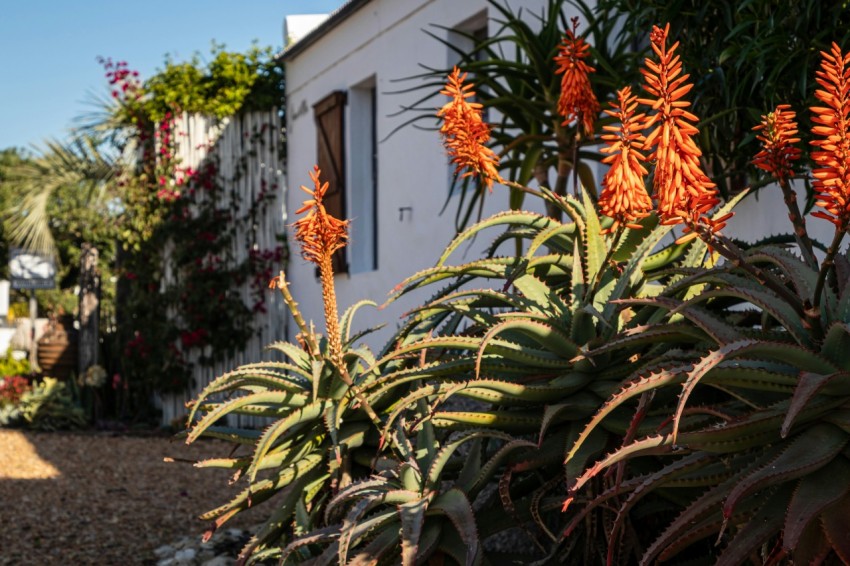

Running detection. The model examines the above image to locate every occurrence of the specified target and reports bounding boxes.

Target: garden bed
[0,429,257,565]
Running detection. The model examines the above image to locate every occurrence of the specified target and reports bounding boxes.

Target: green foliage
[0,352,31,379]
[598,0,850,195]
[1,377,86,430]
[136,44,284,122]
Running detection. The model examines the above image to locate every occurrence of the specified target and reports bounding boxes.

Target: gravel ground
[0,429,258,565]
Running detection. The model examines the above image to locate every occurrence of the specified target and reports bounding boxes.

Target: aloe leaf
[783,371,850,437]
[236,467,324,562]
[783,456,850,550]
[602,219,674,324]
[524,222,577,259]
[822,322,850,370]
[715,485,792,566]
[200,453,323,522]
[581,188,606,281]
[640,453,769,565]
[187,390,310,444]
[246,400,329,483]
[438,210,562,266]
[512,271,569,315]
[615,297,744,345]
[563,434,676,513]
[428,488,480,566]
[565,365,688,465]
[425,430,516,491]
[339,300,378,344]
[821,492,850,562]
[400,497,431,566]
[475,318,579,377]
[687,286,811,347]
[430,410,542,431]
[463,437,537,498]
[266,340,314,366]
[346,523,400,566]
[747,245,818,299]
[723,424,848,519]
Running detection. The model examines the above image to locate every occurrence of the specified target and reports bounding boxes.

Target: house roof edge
[279,0,374,62]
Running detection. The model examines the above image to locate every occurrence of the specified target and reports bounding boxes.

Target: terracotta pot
[37,316,78,381]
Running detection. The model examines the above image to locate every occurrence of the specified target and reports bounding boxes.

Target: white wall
[283,0,589,352]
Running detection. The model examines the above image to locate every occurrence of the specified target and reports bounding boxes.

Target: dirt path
[0,429,257,565]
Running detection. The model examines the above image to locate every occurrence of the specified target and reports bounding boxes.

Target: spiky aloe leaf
[475,318,578,377]
[615,297,744,345]
[715,485,792,566]
[200,452,323,522]
[686,286,811,347]
[581,188,606,282]
[428,488,480,566]
[821,492,850,562]
[438,210,568,266]
[673,340,841,443]
[430,410,543,431]
[399,497,431,566]
[188,390,311,444]
[563,434,677,512]
[601,219,674,325]
[783,456,850,550]
[783,371,850,437]
[425,429,518,491]
[565,365,688,466]
[245,400,329,483]
[822,322,850,371]
[722,424,847,521]
[639,453,770,565]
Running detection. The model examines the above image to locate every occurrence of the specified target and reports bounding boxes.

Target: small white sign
[9,249,56,290]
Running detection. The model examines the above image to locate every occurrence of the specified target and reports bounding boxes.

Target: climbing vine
[102,48,285,401]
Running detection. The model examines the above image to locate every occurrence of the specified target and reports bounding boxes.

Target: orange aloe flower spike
[554,17,600,135]
[810,42,850,228]
[438,67,503,191]
[598,86,652,232]
[752,104,801,183]
[292,165,349,266]
[639,23,725,238]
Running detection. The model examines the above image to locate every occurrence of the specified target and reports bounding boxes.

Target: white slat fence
[154,110,287,427]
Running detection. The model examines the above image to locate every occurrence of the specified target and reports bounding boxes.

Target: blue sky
[0,1,345,151]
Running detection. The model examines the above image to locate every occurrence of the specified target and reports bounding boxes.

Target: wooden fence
[154,110,287,427]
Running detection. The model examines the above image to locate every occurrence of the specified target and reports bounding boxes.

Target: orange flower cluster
[752,104,801,183]
[438,67,502,191]
[810,42,850,228]
[639,24,725,238]
[554,18,600,135]
[292,166,349,266]
[598,86,652,232]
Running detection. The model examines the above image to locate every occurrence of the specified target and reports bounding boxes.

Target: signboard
[10,249,56,290]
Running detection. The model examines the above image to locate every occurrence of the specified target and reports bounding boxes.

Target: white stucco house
[280,0,592,349]
[278,0,835,353]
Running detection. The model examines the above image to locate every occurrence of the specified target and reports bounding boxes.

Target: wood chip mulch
[0,429,259,565]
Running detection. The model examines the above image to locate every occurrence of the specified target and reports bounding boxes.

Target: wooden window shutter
[313,90,348,274]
